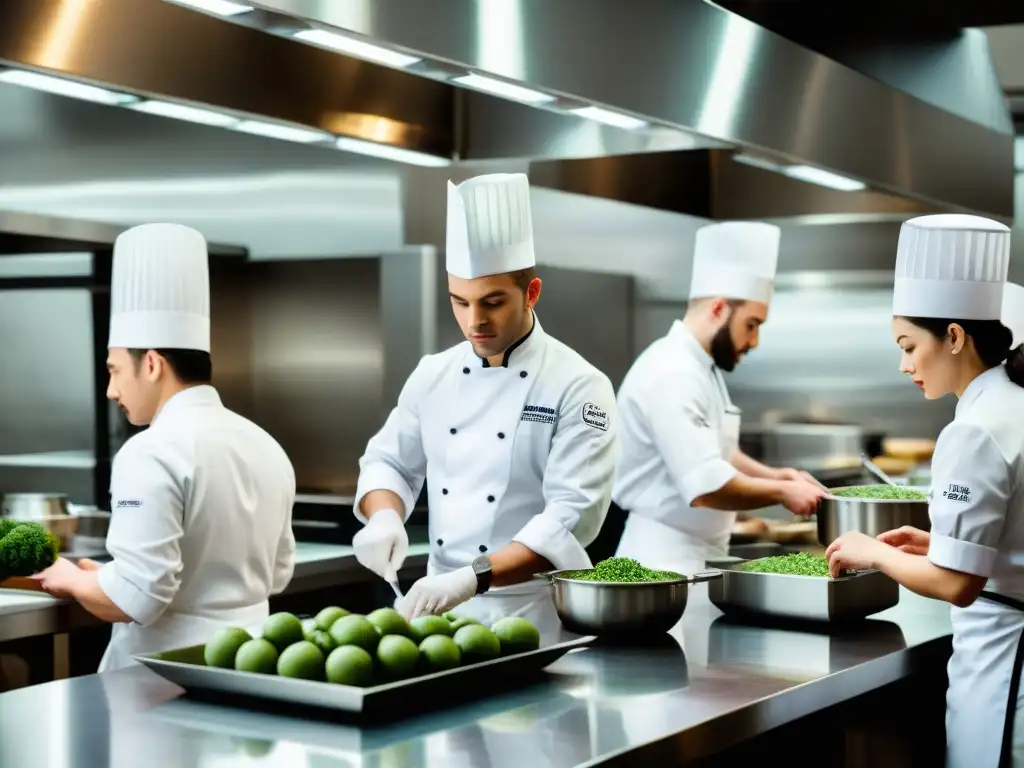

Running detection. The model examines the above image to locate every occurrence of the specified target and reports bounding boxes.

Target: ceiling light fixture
[782,164,867,192]
[0,69,136,106]
[335,136,450,167]
[452,73,554,105]
[232,120,330,143]
[164,0,253,17]
[128,99,239,127]
[293,29,422,69]
[570,106,648,130]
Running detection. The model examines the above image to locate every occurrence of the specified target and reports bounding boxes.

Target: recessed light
[335,136,450,167]
[128,100,238,127]
[293,29,421,69]
[570,106,648,130]
[452,73,554,105]
[0,69,136,106]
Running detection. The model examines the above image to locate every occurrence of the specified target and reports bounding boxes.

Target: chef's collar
[668,320,714,371]
[151,384,221,425]
[478,312,540,368]
[956,364,1008,418]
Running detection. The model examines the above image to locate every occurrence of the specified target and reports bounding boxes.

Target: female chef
[826,214,1024,767]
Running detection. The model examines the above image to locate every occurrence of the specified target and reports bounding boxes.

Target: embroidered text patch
[581,402,609,431]
[521,404,557,425]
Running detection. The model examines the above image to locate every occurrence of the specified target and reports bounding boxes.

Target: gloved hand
[398,566,478,621]
[352,508,408,581]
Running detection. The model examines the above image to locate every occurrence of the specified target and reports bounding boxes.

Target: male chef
[351,172,619,626]
[31,223,297,672]
[612,221,827,589]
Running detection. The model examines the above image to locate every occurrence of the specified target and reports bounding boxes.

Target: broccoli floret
[0,522,60,581]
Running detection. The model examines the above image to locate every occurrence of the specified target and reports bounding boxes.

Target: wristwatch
[471,555,492,594]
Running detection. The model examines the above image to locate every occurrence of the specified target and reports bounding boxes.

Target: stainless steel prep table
[0,588,953,767]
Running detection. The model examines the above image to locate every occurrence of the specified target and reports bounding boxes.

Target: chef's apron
[946,589,1024,768]
[615,368,739,609]
[99,601,269,673]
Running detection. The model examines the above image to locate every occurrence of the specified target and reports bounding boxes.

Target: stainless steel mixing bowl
[817,486,930,546]
[534,570,722,637]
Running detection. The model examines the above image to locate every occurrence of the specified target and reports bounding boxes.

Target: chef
[612,221,827,593]
[351,172,619,627]
[31,222,297,672]
[825,215,1024,767]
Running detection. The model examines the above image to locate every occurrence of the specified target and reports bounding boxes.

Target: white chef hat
[892,214,1010,321]
[446,172,536,279]
[688,221,780,305]
[107,223,211,352]
[1002,282,1024,348]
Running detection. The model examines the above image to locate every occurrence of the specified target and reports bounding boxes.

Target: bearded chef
[612,222,827,593]
[826,216,1024,767]
[351,172,619,627]
[31,223,297,672]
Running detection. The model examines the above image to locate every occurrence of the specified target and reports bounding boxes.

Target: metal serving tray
[705,557,899,622]
[135,635,593,716]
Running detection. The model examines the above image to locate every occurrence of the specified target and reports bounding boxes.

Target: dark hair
[903,316,1024,387]
[128,348,212,385]
[509,267,539,293]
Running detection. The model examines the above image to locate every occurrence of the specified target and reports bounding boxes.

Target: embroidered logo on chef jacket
[941,483,971,503]
[116,499,142,508]
[581,402,609,431]
[522,404,557,424]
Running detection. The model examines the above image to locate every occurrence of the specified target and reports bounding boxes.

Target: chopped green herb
[830,484,928,501]
[558,557,683,583]
[739,552,832,578]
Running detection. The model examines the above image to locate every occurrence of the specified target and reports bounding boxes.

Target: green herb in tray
[830,484,928,501]
[739,552,831,578]
[559,557,683,583]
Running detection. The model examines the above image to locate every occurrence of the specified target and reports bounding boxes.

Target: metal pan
[706,558,899,622]
[134,635,592,716]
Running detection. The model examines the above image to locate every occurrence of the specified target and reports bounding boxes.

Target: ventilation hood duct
[243,0,1014,220]
[527,150,943,222]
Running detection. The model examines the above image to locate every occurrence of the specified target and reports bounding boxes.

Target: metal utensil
[388,579,404,601]
[816,485,930,546]
[860,453,896,485]
[534,570,722,638]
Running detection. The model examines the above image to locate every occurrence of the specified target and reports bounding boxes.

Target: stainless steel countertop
[0,542,431,642]
[0,588,953,767]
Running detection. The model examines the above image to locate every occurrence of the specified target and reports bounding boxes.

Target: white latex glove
[398,566,478,621]
[352,508,408,581]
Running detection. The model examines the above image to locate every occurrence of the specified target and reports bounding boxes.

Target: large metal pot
[817,486,930,546]
[534,570,722,638]
[0,493,78,551]
[1,493,70,519]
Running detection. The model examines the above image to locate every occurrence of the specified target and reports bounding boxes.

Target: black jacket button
[479,545,488,552]
[437,539,444,546]
[497,432,505,439]
[442,488,448,495]
[450,427,457,434]
[487,495,495,502]
[520,371,528,378]
[462,367,470,374]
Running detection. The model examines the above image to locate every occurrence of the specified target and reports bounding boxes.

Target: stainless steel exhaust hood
[0,0,1013,222]
[240,0,1015,220]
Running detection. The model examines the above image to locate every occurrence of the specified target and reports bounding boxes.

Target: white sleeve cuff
[353,464,418,524]
[681,460,739,506]
[928,531,998,578]
[514,511,592,572]
[97,561,167,626]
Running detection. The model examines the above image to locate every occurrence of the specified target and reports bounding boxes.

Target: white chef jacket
[354,314,618,621]
[611,321,740,602]
[96,385,296,672]
[925,365,1024,768]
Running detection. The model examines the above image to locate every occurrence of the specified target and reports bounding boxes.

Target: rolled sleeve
[513,372,619,571]
[100,441,185,626]
[353,361,428,523]
[926,422,1012,579]
[646,379,737,505]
